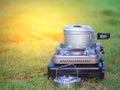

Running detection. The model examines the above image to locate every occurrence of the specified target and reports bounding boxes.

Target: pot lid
[63,24,94,33]
[54,75,80,83]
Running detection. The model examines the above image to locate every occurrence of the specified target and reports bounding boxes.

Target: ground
[0,0,120,90]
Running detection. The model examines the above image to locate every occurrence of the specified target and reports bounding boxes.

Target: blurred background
[0,0,120,90]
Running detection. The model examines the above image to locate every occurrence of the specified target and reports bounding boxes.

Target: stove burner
[68,48,85,55]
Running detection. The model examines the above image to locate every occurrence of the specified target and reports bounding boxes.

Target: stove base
[47,60,104,80]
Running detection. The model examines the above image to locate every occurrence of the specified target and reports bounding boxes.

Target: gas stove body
[47,24,110,80]
[53,42,102,65]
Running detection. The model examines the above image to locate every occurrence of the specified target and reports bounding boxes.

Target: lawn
[0,0,120,90]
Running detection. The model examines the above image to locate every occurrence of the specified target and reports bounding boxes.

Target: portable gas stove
[47,24,110,88]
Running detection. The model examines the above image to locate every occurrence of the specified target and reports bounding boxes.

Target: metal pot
[53,64,81,89]
[63,24,110,48]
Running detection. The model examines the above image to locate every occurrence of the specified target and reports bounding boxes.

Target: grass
[0,0,120,90]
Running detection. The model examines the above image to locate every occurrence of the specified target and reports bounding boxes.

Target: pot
[53,64,81,89]
[54,75,81,89]
[63,24,110,48]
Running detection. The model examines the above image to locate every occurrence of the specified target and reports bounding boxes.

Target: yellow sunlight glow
[1,1,68,44]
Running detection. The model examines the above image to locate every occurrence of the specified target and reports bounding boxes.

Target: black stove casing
[47,59,104,80]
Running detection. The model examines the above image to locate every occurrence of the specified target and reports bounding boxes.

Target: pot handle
[97,32,110,40]
[55,64,78,79]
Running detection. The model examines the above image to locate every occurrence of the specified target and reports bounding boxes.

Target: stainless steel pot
[63,24,110,48]
[53,64,81,89]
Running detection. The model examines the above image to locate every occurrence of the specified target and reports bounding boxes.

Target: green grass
[0,0,120,90]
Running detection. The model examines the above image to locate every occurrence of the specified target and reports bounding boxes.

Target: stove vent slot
[60,60,91,63]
